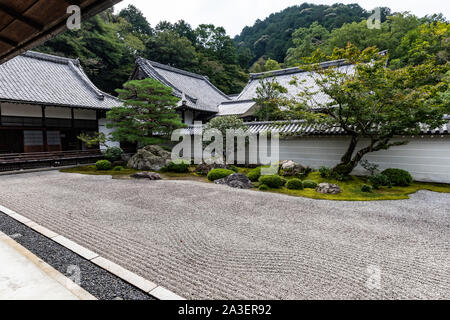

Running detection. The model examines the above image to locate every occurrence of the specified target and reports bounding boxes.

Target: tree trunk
[332,135,359,176]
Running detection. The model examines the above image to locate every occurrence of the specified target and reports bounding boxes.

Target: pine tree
[107,79,185,146]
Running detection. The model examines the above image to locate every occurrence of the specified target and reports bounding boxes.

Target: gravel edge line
[0,204,185,301]
[0,230,97,300]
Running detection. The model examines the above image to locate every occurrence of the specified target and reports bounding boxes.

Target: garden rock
[215,173,254,189]
[280,160,306,176]
[131,172,162,180]
[128,145,171,171]
[195,163,231,176]
[316,183,342,194]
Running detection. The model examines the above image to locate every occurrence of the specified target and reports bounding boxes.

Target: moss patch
[60,166,140,176]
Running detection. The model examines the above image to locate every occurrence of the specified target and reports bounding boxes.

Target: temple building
[0,51,121,154]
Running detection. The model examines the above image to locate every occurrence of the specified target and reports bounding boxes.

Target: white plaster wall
[1,103,42,117]
[98,118,120,150]
[74,109,96,120]
[45,106,71,119]
[271,136,450,184]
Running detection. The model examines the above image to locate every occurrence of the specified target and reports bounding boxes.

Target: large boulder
[279,160,306,177]
[215,173,254,189]
[128,145,171,171]
[316,183,342,195]
[131,172,162,181]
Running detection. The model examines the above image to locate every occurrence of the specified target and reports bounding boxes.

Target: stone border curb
[0,230,97,301]
[0,204,185,301]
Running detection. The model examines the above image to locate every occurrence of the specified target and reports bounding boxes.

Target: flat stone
[52,236,99,260]
[10,213,31,224]
[25,221,59,239]
[131,172,162,180]
[316,183,343,195]
[149,286,185,300]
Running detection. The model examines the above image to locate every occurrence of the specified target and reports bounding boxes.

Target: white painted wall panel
[74,109,96,120]
[98,118,120,150]
[274,136,450,183]
[45,106,71,119]
[1,103,42,117]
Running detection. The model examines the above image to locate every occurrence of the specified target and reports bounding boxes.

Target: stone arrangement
[215,173,254,189]
[131,172,162,181]
[316,183,343,194]
[128,145,171,171]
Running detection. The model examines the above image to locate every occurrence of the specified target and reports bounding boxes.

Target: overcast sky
[114,0,449,37]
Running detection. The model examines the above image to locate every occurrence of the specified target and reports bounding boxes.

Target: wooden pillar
[0,102,2,127]
[42,106,48,152]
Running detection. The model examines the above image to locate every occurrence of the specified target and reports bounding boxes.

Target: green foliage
[368,174,391,190]
[96,160,112,171]
[253,78,290,121]
[247,167,264,182]
[258,175,285,189]
[166,161,190,173]
[286,179,304,190]
[103,147,124,162]
[77,132,106,148]
[118,5,153,36]
[288,44,449,176]
[259,184,270,191]
[230,166,239,173]
[360,160,380,176]
[107,78,184,146]
[235,3,371,64]
[361,185,373,193]
[319,167,332,178]
[302,180,318,189]
[207,169,235,181]
[264,59,281,71]
[113,166,125,171]
[382,169,413,187]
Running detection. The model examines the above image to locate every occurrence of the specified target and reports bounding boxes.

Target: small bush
[166,161,190,173]
[361,184,373,193]
[368,174,391,190]
[113,166,124,171]
[96,160,112,171]
[286,179,304,190]
[103,147,124,162]
[207,169,235,181]
[259,184,270,191]
[382,169,413,187]
[319,166,332,178]
[258,175,285,189]
[247,167,262,182]
[303,180,318,189]
[230,165,239,173]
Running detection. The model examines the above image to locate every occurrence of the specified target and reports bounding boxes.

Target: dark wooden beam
[0,3,44,31]
[65,0,84,6]
[0,35,18,47]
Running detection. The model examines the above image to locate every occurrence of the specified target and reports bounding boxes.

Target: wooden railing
[0,150,103,172]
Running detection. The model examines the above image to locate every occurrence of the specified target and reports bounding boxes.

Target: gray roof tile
[136,58,230,113]
[0,51,122,110]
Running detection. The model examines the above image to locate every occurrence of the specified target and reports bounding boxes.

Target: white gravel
[0,171,448,300]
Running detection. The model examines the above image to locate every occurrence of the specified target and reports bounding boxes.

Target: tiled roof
[135,58,230,113]
[237,60,354,109]
[0,51,122,110]
[180,120,450,136]
[217,100,257,117]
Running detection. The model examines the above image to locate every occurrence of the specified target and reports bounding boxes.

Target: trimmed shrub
[103,147,124,162]
[258,175,285,189]
[286,179,304,190]
[247,167,262,182]
[259,184,270,191]
[361,184,373,193]
[368,174,391,190]
[207,169,235,181]
[96,160,112,171]
[166,161,190,173]
[230,165,239,173]
[319,166,332,178]
[113,166,124,171]
[382,169,413,187]
[303,180,318,189]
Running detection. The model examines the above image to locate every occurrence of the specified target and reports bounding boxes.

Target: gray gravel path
[0,171,448,300]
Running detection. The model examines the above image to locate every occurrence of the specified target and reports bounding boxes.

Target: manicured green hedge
[166,161,190,173]
[286,179,304,190]
[207,169,235,181]
[382,169,413,187]
[302,180,318,189]
[368,174,391,189]
[361,184,373,193]
[96,160,112,171]
[247,167,262,182]
[258,175,285,189]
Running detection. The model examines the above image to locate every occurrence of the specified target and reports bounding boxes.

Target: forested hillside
[36,6,249,95]
[234,3,391,65]
[36,3,448,96]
